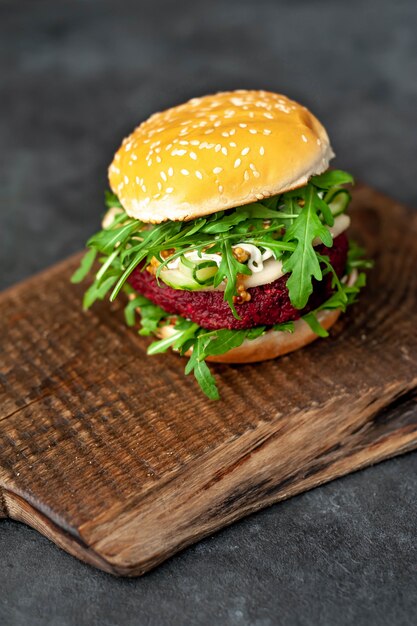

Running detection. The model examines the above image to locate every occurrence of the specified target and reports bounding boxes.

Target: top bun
[108,90,334,223]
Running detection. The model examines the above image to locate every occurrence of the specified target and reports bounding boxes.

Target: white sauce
[235,243,274,272]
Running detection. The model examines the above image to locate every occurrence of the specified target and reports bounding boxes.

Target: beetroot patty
[128,233,349,330]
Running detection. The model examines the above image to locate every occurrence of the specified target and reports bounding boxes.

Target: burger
[72,90,370,399]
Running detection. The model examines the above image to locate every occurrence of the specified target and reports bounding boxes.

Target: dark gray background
[1,1,416,624]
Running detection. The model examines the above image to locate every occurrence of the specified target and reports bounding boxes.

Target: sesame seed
[249,163,256,170]
[221,131,229,137]
[244,170,250,181]
[135,176,140,184]
[221,147,228,156]
[213,167,222,174]
[317,138,321,145]
[253,171,260,178]
[264,112,273,119]
[190,151,197,160]
[263,129,272,135]
[156,156,161,163]
[190,140,200,145]
[239,123,247,128]
[147,159,152,166]
[234,158,241,168]
[301,134,308,143]
[181,169,190,175]
[229,141,237,147]
[125,142,132,151]
[249,129,257,134]
[215,144,221,152]
[124,175,129,184]
[196,170,203,179]
[259,146,265,155]
[161,172,167,181]
[131,154,137,161]
[218,184,224,193]
[166,187,174,193]
[241,147,250,155]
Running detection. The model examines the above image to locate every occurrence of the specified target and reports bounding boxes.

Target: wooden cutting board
[1,185,417,577]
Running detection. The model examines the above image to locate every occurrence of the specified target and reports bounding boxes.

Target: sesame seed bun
[108,90,334,223]
[157,308,341,364]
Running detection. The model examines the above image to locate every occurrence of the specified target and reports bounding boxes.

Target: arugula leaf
[283,185,332,309]
[71,248,97,284]
[105,190,123,209]
[303,312,329,337]
[272,321,295,333]
[310,170,354,189]
[184,341,220,400]
[202,210,249,233]
[123,293,168,335]
[213,235,251,317]
[199,329,249,358]
[147,320,200,354]
[347,241,374,273]
[83,274,118,310]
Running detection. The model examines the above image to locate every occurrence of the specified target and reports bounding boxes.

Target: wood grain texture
[1,185,417,576]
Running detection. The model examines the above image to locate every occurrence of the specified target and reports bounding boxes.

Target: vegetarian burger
[73,90,369,399]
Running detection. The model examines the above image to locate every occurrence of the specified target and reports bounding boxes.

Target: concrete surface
[1,1,416,624]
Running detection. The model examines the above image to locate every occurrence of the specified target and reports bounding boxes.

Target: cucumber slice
[157,254,219,291]
[324,188,351,217]
[192,260,217,285]
[178,255,195,273]
[159,268,202,291]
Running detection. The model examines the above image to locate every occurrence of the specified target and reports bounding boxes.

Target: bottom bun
[157,308,341,364]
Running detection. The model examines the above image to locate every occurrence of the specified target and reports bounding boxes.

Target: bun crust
[109,90,334,223]
[156,308,341,364]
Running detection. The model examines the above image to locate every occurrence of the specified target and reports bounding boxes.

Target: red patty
[128,233,349,330]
